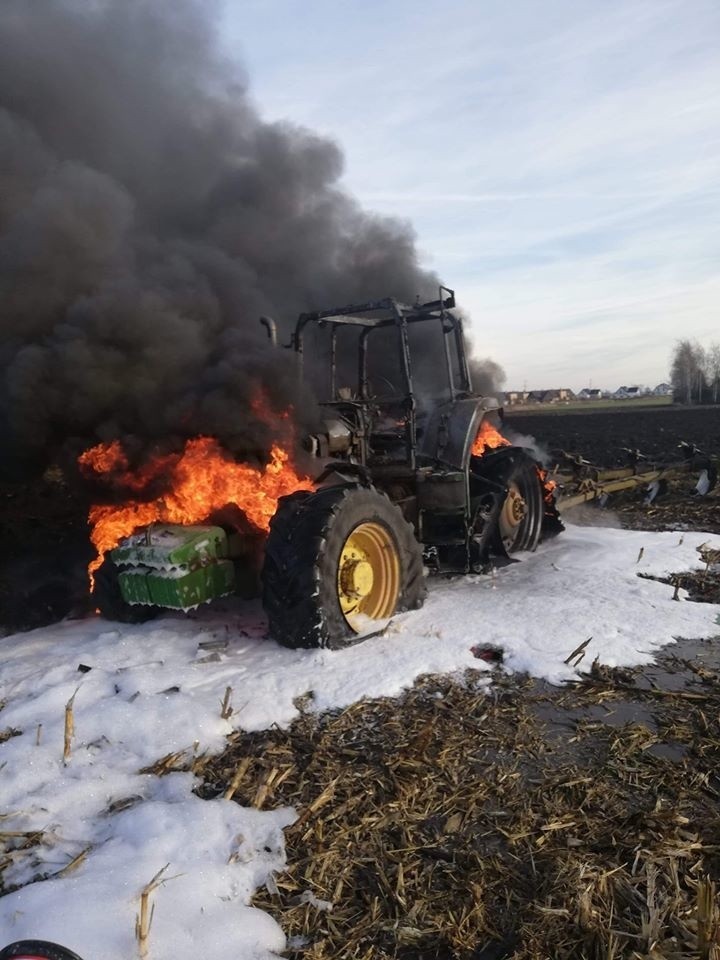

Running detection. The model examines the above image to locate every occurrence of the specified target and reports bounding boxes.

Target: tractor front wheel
[261,486,426,649]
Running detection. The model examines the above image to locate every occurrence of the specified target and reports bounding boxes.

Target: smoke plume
[0,0,503,476]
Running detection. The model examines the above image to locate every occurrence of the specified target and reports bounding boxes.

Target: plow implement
[551,443,718,513]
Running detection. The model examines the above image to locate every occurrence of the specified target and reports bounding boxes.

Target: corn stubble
[195,661,720,960]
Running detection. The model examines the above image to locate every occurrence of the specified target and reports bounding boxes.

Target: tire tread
[262,485,425,649]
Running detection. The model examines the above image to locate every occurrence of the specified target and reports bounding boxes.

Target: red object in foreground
[0,943,83,960]
[470,644,504,663]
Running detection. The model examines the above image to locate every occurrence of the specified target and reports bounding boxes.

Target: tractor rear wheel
[496,453,544,555]
[261,486,426,649]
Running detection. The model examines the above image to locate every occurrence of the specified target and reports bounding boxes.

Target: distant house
[543,388,575,403]
[614,385,642,399]
[503,390,530,405]
[578,388,602,400]
[524,388,574,404]
[537,387,575,403]
[653,382,673,396]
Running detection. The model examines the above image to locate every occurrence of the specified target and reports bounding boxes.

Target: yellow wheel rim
[337,522,400,632]
[499,481,527,551]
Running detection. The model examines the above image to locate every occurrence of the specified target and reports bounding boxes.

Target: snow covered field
[1,523,719,958]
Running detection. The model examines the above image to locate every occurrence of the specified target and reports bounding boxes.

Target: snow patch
[1,524,719,957]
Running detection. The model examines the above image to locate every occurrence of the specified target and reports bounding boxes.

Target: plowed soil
[506,404,719,466]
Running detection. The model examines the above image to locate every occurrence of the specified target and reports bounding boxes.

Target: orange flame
[536,466,557,505]
[471,419,557,506]
[471,419,512,457]
[81,436,312,587]
[78,439,128,474]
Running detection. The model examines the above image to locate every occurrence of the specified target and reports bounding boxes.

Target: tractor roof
[296,289,456,331]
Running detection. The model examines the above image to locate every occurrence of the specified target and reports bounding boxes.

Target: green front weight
[118,559,236,610]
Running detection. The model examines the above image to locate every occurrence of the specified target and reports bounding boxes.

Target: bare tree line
[670,339,720,404]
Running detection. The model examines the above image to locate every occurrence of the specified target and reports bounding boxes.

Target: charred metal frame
[291,287,473,469]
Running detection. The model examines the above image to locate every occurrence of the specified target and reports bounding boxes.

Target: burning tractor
[87,288,562,648]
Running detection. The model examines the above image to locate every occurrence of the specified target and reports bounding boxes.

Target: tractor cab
[290,287,478,470]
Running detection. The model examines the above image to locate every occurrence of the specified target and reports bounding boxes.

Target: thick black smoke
[0,0,502,477]
[470,357,507,397]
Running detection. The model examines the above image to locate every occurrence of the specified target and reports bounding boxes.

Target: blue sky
[221,0,720,391]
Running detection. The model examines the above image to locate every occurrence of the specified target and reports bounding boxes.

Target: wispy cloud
[222,0,720,390]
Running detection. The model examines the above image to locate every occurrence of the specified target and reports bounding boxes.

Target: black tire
[496,453,544,555]
[0,942,84,960]
[92,556,159,624]
[262,486,426,650]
